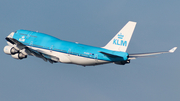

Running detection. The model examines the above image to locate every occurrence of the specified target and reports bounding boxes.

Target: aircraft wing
[128,47,177,59]
[6,37,26,47]
[6,37,59,63]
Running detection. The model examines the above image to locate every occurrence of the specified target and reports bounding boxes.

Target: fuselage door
[27,32,36,45]
[27,32,33,39]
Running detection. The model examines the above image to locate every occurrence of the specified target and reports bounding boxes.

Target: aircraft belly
[68,55,109,66]
[68,55,96,65]
[27,46,110,66]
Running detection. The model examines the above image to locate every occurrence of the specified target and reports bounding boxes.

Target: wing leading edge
[6,37,59,63]
[128,47,177,59]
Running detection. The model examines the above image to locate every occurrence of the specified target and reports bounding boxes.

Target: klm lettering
[113,39,127,46]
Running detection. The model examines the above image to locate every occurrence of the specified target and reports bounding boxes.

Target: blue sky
[1,0,180,101]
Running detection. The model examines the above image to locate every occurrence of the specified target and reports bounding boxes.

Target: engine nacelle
[11,53,27,60]
[114,60,130,65]
[3,45,19,55]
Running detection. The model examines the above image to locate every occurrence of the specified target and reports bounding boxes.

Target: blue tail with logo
[103,21,137,52]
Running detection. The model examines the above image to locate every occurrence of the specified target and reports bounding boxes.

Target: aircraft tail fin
[103,21,137,52]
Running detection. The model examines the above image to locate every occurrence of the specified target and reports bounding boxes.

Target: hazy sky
[1,0,180,101]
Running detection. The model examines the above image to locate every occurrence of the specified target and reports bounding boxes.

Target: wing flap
[36,50,59,62]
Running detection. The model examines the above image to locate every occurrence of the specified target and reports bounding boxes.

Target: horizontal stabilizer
[99,51,122,58]
[129,47,177,59]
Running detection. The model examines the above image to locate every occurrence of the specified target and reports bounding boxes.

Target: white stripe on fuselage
[28,46,110,66]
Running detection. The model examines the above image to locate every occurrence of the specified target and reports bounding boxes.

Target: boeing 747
[3,21,177,66]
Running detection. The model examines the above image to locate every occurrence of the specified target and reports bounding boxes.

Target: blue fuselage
[13,29,128,62]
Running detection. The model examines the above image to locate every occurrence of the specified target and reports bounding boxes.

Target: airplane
[3,21,177,66]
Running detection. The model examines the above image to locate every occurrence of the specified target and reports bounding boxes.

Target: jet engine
[114,60,130,65]
[3,45,19,55]
[4,45,27,60]
[11,53,27,60]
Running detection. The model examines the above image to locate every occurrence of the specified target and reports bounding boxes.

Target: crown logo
[118,33,124,39]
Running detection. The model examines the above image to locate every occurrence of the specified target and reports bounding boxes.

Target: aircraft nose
[7,32,15,38]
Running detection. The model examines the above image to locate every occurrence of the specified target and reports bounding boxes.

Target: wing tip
[169,47,177,53]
